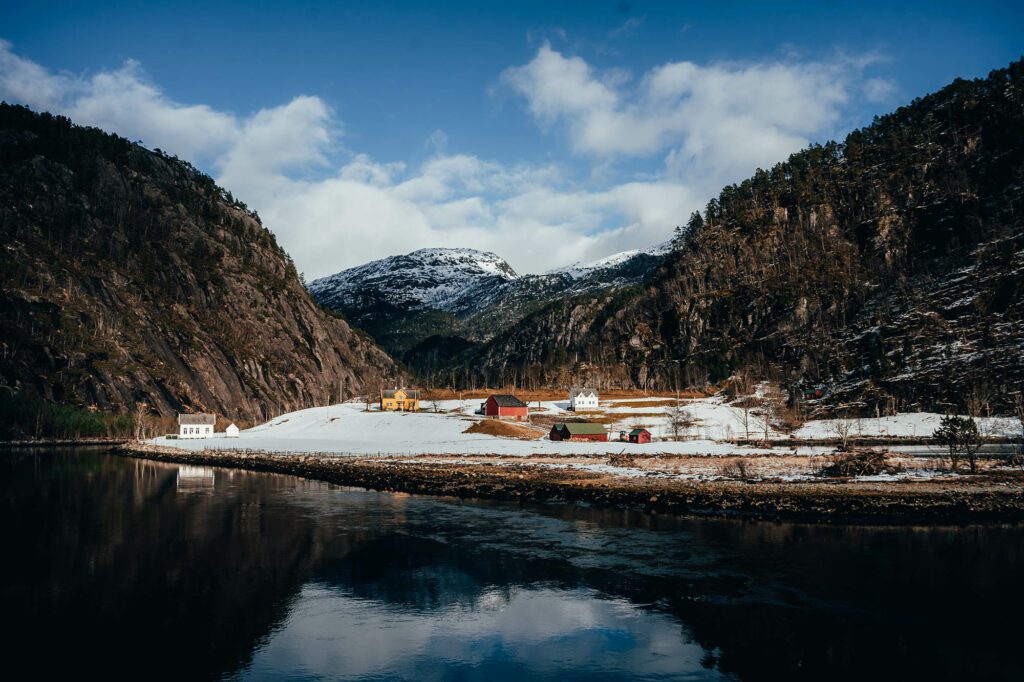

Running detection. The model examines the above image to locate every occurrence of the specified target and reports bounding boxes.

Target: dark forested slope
[464,61,1024,413]
[0,104,399,423]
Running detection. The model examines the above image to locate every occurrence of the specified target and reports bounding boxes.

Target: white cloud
[864,77,897,103]
[424,128,448,153]
[0,42,239,163]
[0,40,692,277]
[502,44,882,192]
[609,16,645,38]
[0,40,886,280]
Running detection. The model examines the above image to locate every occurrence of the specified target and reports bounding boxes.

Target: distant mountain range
[315,59,1024,413]
[308,243,671,362]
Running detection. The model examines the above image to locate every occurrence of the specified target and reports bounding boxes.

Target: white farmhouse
[225,423,240,438]
[569,388,599,412]
[178,413,216,439]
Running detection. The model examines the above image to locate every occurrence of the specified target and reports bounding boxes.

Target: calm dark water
[2,449,1022,680]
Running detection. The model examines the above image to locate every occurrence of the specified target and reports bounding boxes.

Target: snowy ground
[151,396,1019,458]
[152,400,778,457]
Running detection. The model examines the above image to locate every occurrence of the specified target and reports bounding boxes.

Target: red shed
[628,428,652,444]
[484,394,529,421]
[550,423,608,442]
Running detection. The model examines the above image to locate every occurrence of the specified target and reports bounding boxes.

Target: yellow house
[380,388,420,411]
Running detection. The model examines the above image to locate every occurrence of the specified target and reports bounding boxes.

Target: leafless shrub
[608,452,636,467]
[819,449,902,477]
[718,459,751,481]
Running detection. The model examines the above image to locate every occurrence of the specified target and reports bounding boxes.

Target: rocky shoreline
[113,443,1024,524]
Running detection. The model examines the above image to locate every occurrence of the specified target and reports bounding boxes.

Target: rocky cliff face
[451,61,1024,413]
[0,104,399,421]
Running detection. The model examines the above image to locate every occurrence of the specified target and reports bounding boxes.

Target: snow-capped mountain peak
[308,247,519,315]
[545,240,673,280]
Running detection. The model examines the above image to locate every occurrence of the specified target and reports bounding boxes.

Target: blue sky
[1,1,1022,276]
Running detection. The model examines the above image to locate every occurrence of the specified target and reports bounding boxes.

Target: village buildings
[482,394,529,420]
[380,388,420,411]
[549,422,608,442]
[178,413,215,439]
[568,388,599,411]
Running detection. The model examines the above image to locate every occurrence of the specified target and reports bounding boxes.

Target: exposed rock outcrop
[0,104,400,420]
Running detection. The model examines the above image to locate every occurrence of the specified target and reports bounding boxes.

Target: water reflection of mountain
[3,450,1022,680]
[1,450,325,678]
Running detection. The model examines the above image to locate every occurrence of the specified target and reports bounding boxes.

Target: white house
[225,423,240,438]
[569,388,599,411]
[178,413,215,439]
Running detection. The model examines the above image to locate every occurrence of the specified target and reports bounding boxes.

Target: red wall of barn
[485,397,528,419]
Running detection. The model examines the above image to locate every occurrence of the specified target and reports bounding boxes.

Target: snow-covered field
[151,396,1018,457]
[152,399,774,457]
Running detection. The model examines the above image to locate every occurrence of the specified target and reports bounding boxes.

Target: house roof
[382,388,419,399]
[570,388,598,398]
[178,413,216,425]
[554,422,606,435]
[629,428,650,435]
[489,394,527,408]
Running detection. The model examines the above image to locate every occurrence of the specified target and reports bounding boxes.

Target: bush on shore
[819,449,902,477]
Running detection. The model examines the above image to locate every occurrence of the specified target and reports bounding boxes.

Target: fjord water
[3,449,1021,681]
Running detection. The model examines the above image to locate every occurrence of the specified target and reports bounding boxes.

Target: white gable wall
[569,391,599,411]
[179,424,214,439]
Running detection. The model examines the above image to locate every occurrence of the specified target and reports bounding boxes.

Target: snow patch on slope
[308,247,519,314]
[546,240,673,280]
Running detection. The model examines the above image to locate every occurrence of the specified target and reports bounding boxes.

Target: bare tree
[665,404,695,441]
[730,400,754,441]
[133,402,149,441]
[1010,391,1024,471]
[828,410,855,449]
[760,383,786,444]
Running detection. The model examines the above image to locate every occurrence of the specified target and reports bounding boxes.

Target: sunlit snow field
[151,396,1017,457]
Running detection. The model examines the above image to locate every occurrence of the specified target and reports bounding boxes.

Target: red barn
[484,394,529,421]
[549,423,608,442]
[628,428,652,444]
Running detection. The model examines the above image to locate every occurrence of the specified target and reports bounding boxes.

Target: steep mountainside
[450,61,1024,413]
[0,104,399,422]
[309,244,670,362]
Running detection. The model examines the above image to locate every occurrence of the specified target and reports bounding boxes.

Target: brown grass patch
[596,412,665,422]
[420,388,709,401]
[463,420,546,440]
[608,399,679,408]
[528,412,663,427]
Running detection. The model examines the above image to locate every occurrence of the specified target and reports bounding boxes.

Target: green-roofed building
[549,422,608,442]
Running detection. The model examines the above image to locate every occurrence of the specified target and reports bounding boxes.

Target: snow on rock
[546,241,673,281]
[307,248,519,315]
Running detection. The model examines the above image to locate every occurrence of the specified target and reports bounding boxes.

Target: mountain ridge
[0,103,401,423]
[308,242,671,361]
[454,60,1024,413]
